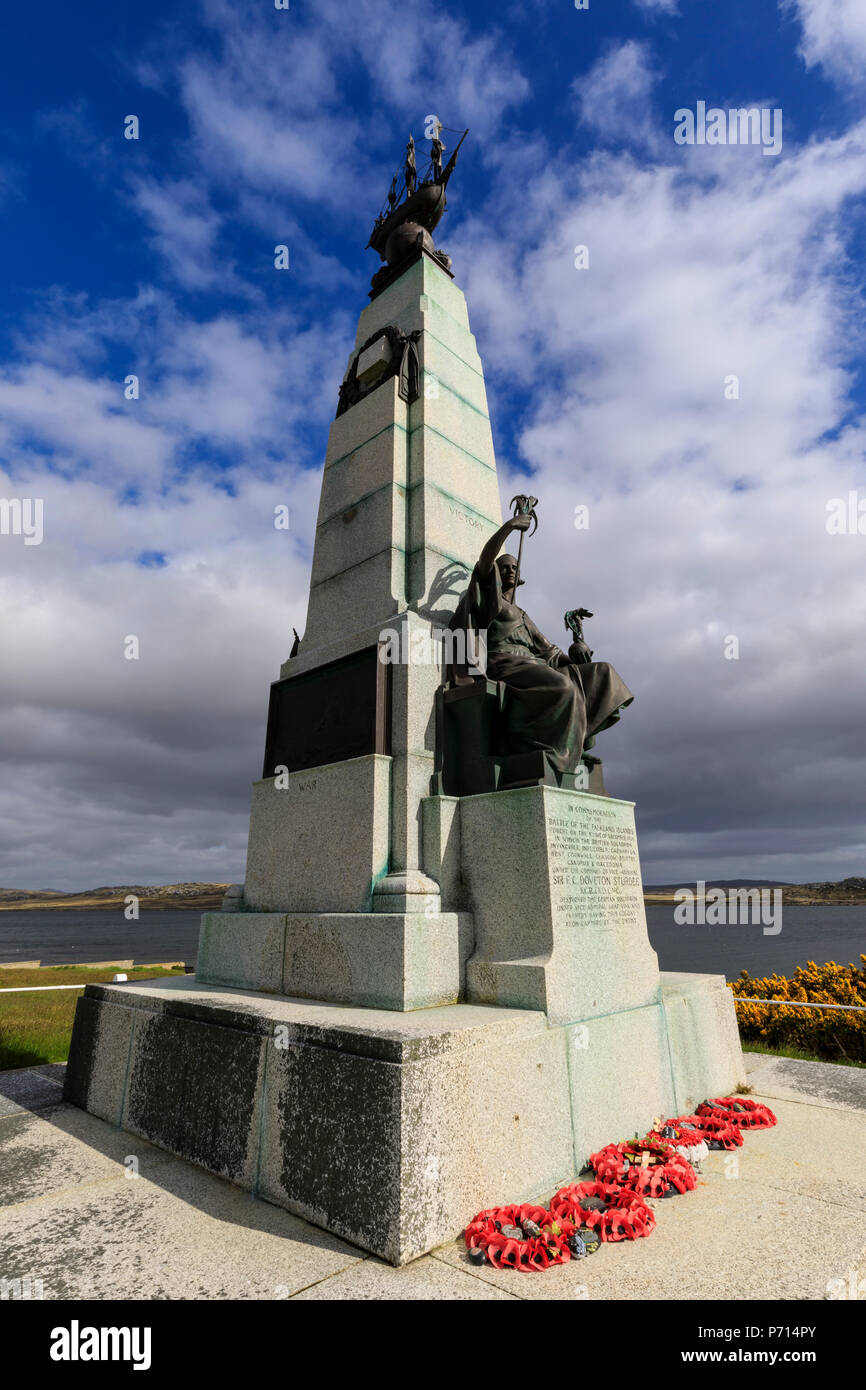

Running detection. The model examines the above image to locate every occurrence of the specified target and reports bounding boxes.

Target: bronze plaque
[262,646,391,777]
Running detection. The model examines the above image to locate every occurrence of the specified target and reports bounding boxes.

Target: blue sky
[1,0,865,889]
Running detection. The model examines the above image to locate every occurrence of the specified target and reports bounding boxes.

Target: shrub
[730,956,866,1063]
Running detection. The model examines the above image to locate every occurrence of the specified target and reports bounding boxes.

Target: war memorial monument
[64,129,744,1265]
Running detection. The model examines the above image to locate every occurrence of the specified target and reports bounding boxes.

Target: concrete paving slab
[0,1103,178,1206]
[431,1097,866,1300]
[710,1095,866,1210]
[291,1254,518,1300]
[745,1054,866,1112]
[0,1123,364,1300]
[1,1060,863,1300]
[433,1183,866,1301]
[0,1065,65,1117]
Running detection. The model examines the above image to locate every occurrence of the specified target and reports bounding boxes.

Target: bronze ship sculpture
[366,122,468,294]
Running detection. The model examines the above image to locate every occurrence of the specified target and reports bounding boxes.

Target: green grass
[742,1041,866,1069]
[0,965,186,1070]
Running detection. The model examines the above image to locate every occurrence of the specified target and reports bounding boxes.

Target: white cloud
[131,178,223,291]
[0,440,323,887]
[166,0,529,238]
[633,0,679,13]
[574,41,658,137]
[0,0,533,887]
[0,289,350,486]
[452,117,866,882]
[311,0,530,137]
[784,0,866,88]
[0,365,174,482]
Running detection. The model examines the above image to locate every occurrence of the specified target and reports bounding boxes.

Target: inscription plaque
[461,787,660,1025]
[547,800,644,939]
[263,645,391,777]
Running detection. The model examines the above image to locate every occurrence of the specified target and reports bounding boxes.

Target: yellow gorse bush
[729,956,866,1063]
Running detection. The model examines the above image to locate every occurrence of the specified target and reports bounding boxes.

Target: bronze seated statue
[434,507,633,797]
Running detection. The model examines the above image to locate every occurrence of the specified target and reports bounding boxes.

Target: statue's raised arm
[476,512,533,579]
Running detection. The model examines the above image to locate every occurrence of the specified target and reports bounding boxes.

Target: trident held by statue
[509,494,538,594]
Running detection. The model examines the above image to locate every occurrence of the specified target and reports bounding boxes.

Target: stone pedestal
[64,971,745,1264]
[458,786,659,1026]
[197,908,472,1012]
[244,756,391,914]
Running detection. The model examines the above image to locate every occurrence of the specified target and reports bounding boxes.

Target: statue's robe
[450,563,634,773]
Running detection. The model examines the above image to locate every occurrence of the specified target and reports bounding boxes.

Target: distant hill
[0,888,68,902]
[644,877,866,906]
[0,883,231,911]
[644,879,793,892]
[2,875,864,912]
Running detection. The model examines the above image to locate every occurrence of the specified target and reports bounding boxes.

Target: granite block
[355,257,471,346]
[461,786,660,1025]
[323,375,406,469]
[256,997,571,1263]
[421,794,467,910]
[419,326,489,410]
[661,971,746,1112]
[197,911,285,993]
[319,425,408,517]
[310,480,407,588]
[63,991,137,1126]
[123,1007,265,1188]
[280,910,470,1010]
[410,383,497,472]
[406,480,499,571]
[244,755,391,913]
[303,553,406,648]
[564,1003,676,1164]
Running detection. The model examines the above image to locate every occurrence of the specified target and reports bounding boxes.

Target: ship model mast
[366,124,468,290]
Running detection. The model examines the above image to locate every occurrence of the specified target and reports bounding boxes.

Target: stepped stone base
[198,909,474,1011]
[64,973,745,1264]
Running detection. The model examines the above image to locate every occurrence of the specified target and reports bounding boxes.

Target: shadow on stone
[0,1078,366,1262]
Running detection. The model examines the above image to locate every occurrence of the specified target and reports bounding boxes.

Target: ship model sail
[367,126,468,266]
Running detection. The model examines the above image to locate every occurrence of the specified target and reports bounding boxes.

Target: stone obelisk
[199,176,504,1008]
[245,254,502,914]
[64,130,745,1265]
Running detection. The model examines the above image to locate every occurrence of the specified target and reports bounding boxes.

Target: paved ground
[0,1055,864,1301]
